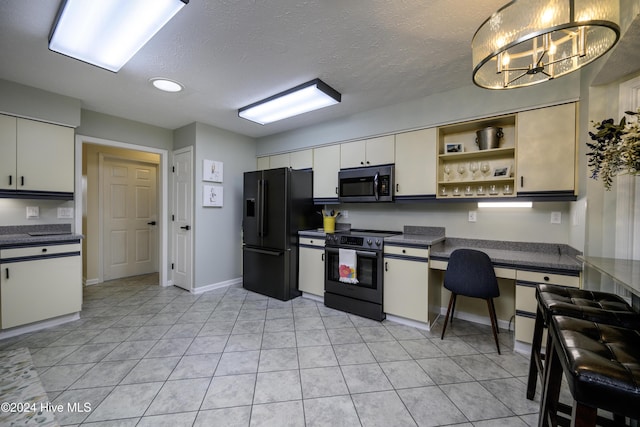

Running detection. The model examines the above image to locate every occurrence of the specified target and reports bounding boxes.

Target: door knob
[180,225,191,230]
[147,221,156,225]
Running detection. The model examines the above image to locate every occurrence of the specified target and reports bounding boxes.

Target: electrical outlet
[550,211,562,224]
[341,210,349,219]
[468,210,477,222]
[26,206,39,219]
[58,207,74,219]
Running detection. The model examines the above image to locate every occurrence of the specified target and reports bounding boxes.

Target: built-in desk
[579,256,640,311]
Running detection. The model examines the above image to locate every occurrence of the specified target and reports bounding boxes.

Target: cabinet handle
[520,176,524,188]
[42,248,47,253]
[385,261,388,272]
[8,175,12,186]
[335,187,338,195]
[321,253,324,261]
[543,276,550,282]
[402,249,406,254]
[5,268,8,280]
[366,161,370,165]
[360,161,364,165]
[21,176,24,186]
[396,183,399,193]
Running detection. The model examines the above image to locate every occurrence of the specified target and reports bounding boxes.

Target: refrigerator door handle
[244,247,283,256]
[260,179,267,237]
[256,179,263,237]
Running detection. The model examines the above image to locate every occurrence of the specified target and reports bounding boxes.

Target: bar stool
[526,284,640,400]
[539,315,640,427]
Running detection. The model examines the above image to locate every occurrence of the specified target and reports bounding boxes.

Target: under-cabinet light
[478,201,533,208]
[238,79,341,125]
[48,0,188,72]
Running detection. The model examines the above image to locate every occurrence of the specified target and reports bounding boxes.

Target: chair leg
[450,293,457,325]
[540,338,562,427]
[527,306,545,400]
[489,299,499,334]
[441,293,456,340]
[486,298,501,355]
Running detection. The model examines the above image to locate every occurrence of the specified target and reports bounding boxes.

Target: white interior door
[103,157,158,281]
[172,147,193,291]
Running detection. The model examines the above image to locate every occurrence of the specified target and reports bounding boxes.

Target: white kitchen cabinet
[1,243,82,329]
[395,128,437,197]
[514,268,580,345]
[256,156,270,170]
[269,153,290,169]
[0,114,17,191]
[383,245,437,324]
[516,103,577,194]
[289,150,313,170]
[298,237,325,297]
[340,135,395,169]
[0,115,74,193]
[313,144,341,200]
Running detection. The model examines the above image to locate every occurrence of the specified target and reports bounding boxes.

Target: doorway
[77,136,168,286]
[101,156,158,281]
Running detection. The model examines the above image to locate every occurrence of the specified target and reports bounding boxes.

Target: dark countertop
[429,238,582,273]
[0,224,82,248]
[384,226,446,247]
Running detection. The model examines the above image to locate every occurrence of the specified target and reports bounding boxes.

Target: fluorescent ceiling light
[238,79,341,125]
[49,0,188,72]
[150,78,184,93]
[478,201,533,208]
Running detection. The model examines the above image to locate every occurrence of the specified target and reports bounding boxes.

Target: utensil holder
[323,217,336,233]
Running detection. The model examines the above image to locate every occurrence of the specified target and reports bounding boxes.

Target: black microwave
[338,165,394,202]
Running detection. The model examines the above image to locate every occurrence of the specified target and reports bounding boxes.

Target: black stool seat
[526,284,640,400]
[540,315,640,426]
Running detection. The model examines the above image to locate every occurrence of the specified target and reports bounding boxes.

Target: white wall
[0,199,74,226]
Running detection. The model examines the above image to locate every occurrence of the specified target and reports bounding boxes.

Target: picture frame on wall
[203,184,223,207]
[203,159,223,182]
[492,165,511,178]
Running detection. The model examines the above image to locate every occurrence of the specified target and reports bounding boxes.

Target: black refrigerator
[243,167,320,301]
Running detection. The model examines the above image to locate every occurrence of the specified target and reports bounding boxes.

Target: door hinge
[171,263,174,270]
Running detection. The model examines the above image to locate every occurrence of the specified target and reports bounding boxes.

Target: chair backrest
[444,248,499,298]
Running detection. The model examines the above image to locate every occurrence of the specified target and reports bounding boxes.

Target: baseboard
[385,314,431,331]
[439,307,512,332]
[0,313,80,340]
[164,279,174,288]
[301,292,324,303]
[513,340,532,356]
[84,278,100,286]
[191,277,243,294]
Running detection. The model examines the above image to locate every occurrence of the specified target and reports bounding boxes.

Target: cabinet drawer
[384,246,428,259]
[515,314,547,346]
[515,283,537,312]
[1,243,81,259]
[299,237,324,248]
[516,270,579,288]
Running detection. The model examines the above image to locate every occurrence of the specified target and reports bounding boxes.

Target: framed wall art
[203,184,223,207]
[203,159,223,182]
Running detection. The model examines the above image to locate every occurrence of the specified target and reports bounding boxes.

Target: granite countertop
[384,226,446,247]
[0,224,82,247]
[429,238,582,273]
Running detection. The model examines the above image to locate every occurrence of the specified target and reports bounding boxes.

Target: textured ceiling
[0,1,509,138]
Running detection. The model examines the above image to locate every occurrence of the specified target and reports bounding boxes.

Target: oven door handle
[325,247,379,258]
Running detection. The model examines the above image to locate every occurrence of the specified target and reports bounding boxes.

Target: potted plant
[587,109,640,190]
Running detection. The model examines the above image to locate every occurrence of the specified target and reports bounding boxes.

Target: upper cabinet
[395,128,437,198]
[340,135,395,169]
[256,149,313,171]
[313,145,341,201]
[0,114,74,196]
[437,115,517,199]
[516,103,577,195]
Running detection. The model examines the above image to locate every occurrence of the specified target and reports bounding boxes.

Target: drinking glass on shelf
[503,184,512,195]
[464,185,473,196]
[453,187,461,196]
[489,184,498,195]
[469,162,479,180]
[477,185,485,195]
[440,186,448,197]
[457,163,466,180]
[443,164,452,181]
[480,162,491,179]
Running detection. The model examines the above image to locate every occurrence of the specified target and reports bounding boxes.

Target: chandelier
[472,0,620,89]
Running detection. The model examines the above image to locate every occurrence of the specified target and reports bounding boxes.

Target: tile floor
[0,274,544,426]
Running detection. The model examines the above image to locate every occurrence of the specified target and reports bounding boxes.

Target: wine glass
[480,162,491,179]
[469,162,479,180]
[457,163,466,180]
[443,164,452,181]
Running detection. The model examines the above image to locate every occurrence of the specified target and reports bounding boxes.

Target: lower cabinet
[0,242,82,329]
[514,269,581,344]
[298,237,325,297]
[383,245,436,324]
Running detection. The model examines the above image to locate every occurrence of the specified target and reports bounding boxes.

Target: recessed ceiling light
[150,78,184,93]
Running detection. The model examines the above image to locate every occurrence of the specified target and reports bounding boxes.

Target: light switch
[26,206,39,219]
[550,211,562,224]
[468,210,477,222]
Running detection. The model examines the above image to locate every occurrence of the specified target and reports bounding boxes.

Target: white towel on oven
[338,248,358,284]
